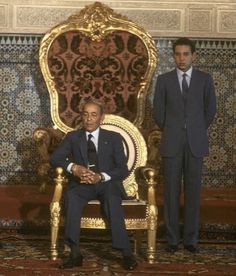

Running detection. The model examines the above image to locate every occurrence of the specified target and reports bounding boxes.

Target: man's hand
[71,164,88,178]
[80,171,102,184]
[71,164,101,184]
[87,173,101,184]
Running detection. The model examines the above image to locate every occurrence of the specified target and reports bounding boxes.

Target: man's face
[173,45,196,72]
[82,103,104,132]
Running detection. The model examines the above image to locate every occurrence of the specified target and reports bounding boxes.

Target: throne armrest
[33,127,64,159]
[33,127,64,192]
[33,128,52,162]
[139,167,157,205]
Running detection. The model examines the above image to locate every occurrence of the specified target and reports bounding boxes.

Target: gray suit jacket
[153,68,216,157]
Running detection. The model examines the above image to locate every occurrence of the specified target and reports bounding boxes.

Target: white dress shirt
[176,66,192,92]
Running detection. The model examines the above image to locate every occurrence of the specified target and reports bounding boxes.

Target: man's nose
[87,114,92,121]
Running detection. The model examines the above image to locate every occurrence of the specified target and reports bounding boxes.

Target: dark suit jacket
[50,128,129,197]
[153,68,216,157]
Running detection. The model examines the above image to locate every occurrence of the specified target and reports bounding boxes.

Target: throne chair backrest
[39,1,157,133]
[39,2,157,198]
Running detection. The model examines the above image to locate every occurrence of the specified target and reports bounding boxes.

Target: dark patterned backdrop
[0,35,235,188]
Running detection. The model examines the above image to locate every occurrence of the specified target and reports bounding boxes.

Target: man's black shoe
[166,245,179,253]
[123,255,138,270]
[184,245,199,253]
[59,254,83,269]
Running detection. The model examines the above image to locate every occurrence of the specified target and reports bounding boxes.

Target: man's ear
[192,52,197,62]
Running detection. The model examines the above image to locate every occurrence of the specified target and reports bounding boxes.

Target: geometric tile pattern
[0,35,52,186]
[0,35,235,188]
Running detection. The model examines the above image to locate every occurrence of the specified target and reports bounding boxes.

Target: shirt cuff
[101,172,111,182]
[67,163,74,173]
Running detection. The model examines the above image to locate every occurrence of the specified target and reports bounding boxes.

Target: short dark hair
[172,37,196,54]
[82,99,104,114]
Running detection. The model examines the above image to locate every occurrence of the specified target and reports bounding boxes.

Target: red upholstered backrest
[48,30,149,128]
[40,2,157,133]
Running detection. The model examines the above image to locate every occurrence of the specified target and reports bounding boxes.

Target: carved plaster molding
[0,1,235,38]
[122,9,183,32]
[188,9,213,32]
[14,6,81,29]
[218,10,236,33]
[0,5,8,28]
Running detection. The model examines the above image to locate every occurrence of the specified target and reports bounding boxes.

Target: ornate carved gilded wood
[101,114,147,197]
[39,1,157,132]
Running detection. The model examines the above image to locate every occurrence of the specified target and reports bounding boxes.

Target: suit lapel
[189,68,197,94]
[78,130,88,165]
[97,129,107,168]
[173,69,182,96]
[172,69,185,108]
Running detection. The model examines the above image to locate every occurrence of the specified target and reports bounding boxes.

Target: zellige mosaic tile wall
[0,35,235,188]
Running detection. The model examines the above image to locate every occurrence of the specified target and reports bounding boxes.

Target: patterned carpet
[0,232,235,275]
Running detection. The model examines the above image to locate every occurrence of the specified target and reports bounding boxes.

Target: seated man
[50,99,138,270]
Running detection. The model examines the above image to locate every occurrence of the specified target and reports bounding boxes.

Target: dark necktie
[87,134,98,172]
[182,73,189,103]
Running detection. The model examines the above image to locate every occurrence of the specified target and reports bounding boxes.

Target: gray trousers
[163,130,203,246]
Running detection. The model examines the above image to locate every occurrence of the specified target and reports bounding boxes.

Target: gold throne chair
[33,2,158,263]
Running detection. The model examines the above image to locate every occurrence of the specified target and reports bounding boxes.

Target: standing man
[153,38,216,253]
[50,99,137,270]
